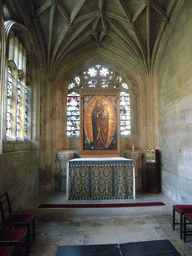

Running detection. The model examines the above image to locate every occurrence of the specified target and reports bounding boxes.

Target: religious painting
[81,93,120,156]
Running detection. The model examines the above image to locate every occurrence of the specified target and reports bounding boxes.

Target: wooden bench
[173,204,192,239]
[183,213,192,243]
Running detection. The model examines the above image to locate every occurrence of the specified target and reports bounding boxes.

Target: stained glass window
[67,91,80,136]
[24,85,30,138]
[16,78,21,138]
[67,64,131,137]
[120,91,131,135]
[6,31,30,140]
[88,67,97,77]
[100,67,109,77]
[6,67,13,137]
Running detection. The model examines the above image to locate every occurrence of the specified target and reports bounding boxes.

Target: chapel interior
[1,0,192,255]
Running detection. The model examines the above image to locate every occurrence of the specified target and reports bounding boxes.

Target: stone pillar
[56,150,79,191]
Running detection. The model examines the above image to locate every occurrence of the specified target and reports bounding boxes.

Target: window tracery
[67,64,131,137]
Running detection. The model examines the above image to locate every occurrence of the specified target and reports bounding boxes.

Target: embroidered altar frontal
[67,157,135,200]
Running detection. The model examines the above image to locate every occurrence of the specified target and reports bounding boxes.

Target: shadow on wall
[39,165,53,186]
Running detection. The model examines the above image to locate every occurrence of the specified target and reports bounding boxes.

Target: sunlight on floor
[24,192,192,256]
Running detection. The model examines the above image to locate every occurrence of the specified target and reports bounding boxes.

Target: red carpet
[38,202,165,208]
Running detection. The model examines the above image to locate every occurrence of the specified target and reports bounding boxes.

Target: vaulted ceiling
[4,0,177,81]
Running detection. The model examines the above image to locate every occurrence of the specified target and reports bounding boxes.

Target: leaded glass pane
[117,76,122,82]
[88,79,97,87]
[88,67,97,77]
[16,79,21,138]
[6,67,13,137]
[100,78,109,88]
[67,91,80,136]
[120,91,131,135]
[122,82,129,89]
[100,67,109,77]
[75,76,80,85]
[24,85,29,138]
[68,82,75,89]
[95,64,101,69]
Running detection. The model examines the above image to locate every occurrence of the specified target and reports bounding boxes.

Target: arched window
[5,30,31,140]
[67,64,131,137]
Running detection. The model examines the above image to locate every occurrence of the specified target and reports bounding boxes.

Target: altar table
[67,157,135,200]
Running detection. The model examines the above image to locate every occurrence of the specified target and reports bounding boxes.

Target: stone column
[56,150,78,191]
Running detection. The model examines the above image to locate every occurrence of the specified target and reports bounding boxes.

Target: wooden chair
[0,240,21,256]
[0,229,28,255]
[183,213,192,242]
[0,245,16,256]
[0,193,35,252]
[173,204,192,239]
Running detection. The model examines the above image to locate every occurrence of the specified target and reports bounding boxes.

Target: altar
[67,157,135,200]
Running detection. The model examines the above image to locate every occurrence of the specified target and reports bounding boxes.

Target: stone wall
[0,2,41,209]
[0,148,39,211]
[156,0,192,203]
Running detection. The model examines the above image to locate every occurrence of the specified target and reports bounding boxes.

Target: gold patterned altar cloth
[67,157,135,200]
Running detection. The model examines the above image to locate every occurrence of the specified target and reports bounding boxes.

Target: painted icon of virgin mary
[84,96,116,150]
[92,99,109,149]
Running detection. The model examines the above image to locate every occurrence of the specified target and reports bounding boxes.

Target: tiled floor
[23,191,192,256]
